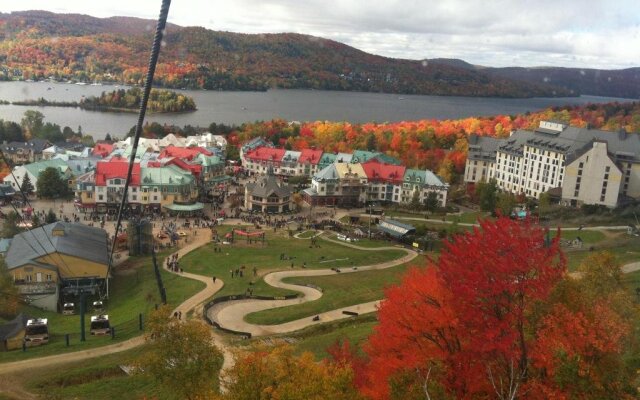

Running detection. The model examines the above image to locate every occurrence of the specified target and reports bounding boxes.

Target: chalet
[4,222,109,312]
[244,168,292,213]
[2,159,72,193]
[0,139,50,165]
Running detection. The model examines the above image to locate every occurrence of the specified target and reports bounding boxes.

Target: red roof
[159,146,212,160]
[95,158,141,186]
[93,143,114,158]
[299,149,323,165]
[361,160,406,184]
[166,157,202,177]
[245,147,286,163]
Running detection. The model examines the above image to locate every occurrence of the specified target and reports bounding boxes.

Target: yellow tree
[138,306,224,400]
[218,345,363,400]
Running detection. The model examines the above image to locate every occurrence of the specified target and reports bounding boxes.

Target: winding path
[0,228,229,375]
[208,235,418,337]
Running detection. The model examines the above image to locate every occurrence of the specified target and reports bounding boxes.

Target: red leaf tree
[362,218,566,400]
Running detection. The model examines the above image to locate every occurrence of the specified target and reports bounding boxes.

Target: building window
[46,274,52,281]
[605,166,610,173]
[98,195,104,201]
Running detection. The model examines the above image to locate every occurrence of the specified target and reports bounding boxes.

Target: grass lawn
[296,230,321,239]
[18,345,182,400]
[550,229,606,243]
[563,234,640,271]
[0,251,205,363]
[179,230,407,299]
[324,232,397,248]
[244,256,424,325]
[289,314,378,359]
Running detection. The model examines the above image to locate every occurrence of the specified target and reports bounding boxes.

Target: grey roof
[67,158,100,177]
[0,313,30,340]
[245,174,292,198]
[467,134,501,162]
[0,238,12,253]
[5,222,109,270]
[469,124,640,165]
[1,139,50,154]
[313,164,339,181]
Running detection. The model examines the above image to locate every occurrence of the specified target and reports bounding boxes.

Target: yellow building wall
[80,191,95,205]
[34,253,108,279]
[11,263,58,282]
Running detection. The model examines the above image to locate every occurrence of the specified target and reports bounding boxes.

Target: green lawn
[550,229,606,243]
[296,230,321,239]
[244,256,424,325]
[179,230,407,299]
[564,235,640,271]
[324,232,397,248]
[290,314,378,359]
[20,345,182,400]
[0,251,205,363]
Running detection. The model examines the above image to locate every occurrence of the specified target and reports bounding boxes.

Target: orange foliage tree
[355,220,638,400]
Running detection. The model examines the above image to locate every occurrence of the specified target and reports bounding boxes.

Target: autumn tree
[529,252,638,399]
[20,110,44,139]
[362,218,566,400]
[496,191,516,216]
[219,345,363,400]
[138,306,224,400]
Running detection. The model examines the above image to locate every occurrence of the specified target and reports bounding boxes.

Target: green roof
[24,159,69,177]
[196,153,224,167]
[372,153,402,165]
[163,202,204,211]
[351,150,379,163]
[140,165,195,186]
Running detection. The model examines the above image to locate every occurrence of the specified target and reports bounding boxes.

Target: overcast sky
[2,0,639,69]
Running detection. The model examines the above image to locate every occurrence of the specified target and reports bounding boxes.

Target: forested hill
[0,10,572,98]
[427,59,640,99]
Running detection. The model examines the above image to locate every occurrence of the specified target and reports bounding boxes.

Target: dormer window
[417,178,421,183]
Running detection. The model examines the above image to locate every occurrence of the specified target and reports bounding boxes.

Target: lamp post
[368,203,372,240]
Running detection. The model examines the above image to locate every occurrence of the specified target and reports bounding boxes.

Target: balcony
[15,281,57,295]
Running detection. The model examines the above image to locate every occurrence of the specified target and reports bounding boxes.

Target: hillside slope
[0,10,572,98]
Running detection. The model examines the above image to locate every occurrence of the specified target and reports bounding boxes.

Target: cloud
[2,0,639,68]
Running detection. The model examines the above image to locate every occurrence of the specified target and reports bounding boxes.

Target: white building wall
[561,142,622,207]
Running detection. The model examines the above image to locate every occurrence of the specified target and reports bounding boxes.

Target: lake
[0,81,634,140]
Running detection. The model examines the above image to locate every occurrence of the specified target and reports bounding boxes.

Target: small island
[7,87,197,114]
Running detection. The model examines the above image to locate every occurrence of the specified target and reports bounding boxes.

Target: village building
[244,168,292,213]
[2,158,72,193]
[464,121,640,207]
[4,222,109,312]
[0,139,50,165]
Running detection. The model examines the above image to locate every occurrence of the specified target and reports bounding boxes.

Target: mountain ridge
[0,10,632,98]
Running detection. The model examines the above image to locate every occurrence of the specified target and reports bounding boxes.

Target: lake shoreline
[0,81,634,140]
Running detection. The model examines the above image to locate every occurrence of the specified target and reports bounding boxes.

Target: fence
[17,312,146,354]
[151,248,168,304]
[203,293,299,338]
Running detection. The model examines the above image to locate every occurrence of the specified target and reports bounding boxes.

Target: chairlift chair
[90,315,111,336]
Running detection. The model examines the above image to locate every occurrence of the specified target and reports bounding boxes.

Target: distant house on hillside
[0,139,50,165]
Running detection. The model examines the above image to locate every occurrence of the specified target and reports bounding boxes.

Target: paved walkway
[368,214,631,231]
[209,235,418,336]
